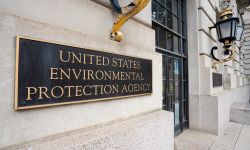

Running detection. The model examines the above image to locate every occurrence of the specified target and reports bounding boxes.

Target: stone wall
[3,110,174,150]
[187,0,220,133]
[199,85,250,135]
[0,0,173,149]
[187,0,250,136]
[242,8,250,84]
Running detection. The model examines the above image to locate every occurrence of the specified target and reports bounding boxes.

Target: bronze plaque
[212,73,222,87]
[15,36,152,110]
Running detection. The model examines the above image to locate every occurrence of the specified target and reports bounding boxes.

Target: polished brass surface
[219,8,233,20]
[223,40,233,48]
[15,35,153,110]
[15,36,20,110]
[212,48,236,69]
[111,0,150,42]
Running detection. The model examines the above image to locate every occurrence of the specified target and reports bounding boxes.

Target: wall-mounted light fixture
[210,0,244,69]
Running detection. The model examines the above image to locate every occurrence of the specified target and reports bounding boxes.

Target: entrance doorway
[152,0,188,135]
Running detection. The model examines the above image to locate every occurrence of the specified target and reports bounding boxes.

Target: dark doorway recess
[152,0,189,135]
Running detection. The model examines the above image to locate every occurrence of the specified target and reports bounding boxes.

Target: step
[230,103,250,125]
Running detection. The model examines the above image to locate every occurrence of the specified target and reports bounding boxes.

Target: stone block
[245,59,250,64]
[0,10,161,148]
[191,86,250,136]
[0,0,154,50]
[199,0,216,22]
[199,30,216,54]
[245,54,250,59]
[189,94,201,130]
[230,103,250,125]
[3,110,174,150]
[224,73,236,90]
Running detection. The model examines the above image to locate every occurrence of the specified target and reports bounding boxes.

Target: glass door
[152,0,188,135]
[163,56,188,134]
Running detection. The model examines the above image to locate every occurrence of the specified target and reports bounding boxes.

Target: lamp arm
[110,0,150,42]
[210,46,220,61]
[209,26,215,30]
[211,46,236,69]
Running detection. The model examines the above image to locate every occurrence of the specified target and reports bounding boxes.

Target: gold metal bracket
[219,8,233,19]
[211,46,236,69]
[110,0,150,42]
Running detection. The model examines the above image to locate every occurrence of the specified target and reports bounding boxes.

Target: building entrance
[152,0,188,135]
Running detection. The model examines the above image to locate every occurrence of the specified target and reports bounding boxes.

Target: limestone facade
[187,0,250,136]
[0,0,250,149]
[0,0,173,149]
[242,7,250,83]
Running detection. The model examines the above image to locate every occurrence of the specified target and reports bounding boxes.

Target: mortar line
[233,123,244,150]
[208,142,215,150]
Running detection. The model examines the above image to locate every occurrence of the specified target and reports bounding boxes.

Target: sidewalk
[175,122,250,150]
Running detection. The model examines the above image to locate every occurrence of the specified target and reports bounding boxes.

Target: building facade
[242,7,250,81]
[0,0,249,149]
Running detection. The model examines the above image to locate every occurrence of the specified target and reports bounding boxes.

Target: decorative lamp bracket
[210,46,236,69]
[110,0,150,42]
[209,0,243,69]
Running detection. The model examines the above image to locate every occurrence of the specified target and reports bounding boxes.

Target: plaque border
[14,35,153,110]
